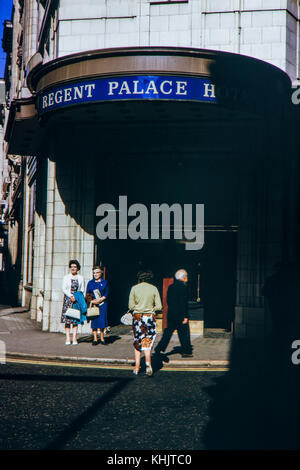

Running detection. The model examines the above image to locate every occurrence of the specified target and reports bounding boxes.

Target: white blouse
[62,273,85,298]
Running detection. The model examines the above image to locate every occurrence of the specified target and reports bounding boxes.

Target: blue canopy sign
[38,75,217,114]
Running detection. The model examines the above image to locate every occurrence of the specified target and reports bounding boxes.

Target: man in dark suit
[155,269,193,358]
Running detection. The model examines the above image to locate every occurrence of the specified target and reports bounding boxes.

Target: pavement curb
[5,352,230,368]
[6,352,135,365]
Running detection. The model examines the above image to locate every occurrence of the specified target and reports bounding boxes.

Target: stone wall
[31,145,95,333]
[57,0,299,82]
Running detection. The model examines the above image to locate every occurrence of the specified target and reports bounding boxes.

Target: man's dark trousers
[156,320,192,355]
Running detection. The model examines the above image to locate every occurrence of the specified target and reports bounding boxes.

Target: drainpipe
[237,0,242,54]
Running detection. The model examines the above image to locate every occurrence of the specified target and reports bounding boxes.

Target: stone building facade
[1,0,300,337]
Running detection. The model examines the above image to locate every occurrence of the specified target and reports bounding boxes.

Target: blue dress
[86,278,109,330]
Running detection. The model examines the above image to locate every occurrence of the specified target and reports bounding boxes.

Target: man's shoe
[160,353,170,363]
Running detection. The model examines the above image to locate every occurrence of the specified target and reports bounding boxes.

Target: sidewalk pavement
[0,306,232,369]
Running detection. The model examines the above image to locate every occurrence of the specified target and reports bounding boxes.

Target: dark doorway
[200,230,237,330]
[94,150,238,328]
[95,230,236,330]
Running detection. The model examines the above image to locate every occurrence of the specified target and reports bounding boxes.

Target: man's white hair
[175,269,187,280]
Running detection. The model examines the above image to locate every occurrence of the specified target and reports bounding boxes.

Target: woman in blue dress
[86,266,109,345]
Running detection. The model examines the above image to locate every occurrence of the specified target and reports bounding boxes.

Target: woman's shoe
[92,340,98,346]
[99,340,106,345]
[146,364,153,377]
[65,341,71,345]
[133,369,139,375]
[72,341,78,345]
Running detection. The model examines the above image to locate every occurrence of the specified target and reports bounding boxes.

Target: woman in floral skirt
[129,270,162,376]
[61,259,85,345]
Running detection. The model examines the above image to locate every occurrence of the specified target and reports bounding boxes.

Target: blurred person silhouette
[262,261,299,362]
[262,260,300,448]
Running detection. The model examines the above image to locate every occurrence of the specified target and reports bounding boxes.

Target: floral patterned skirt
[61,295,80,327]
[132,313,156,352]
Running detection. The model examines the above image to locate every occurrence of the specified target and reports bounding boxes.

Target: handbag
[86,302,100,320]
[120,311,133,325]
[65,307,81,321]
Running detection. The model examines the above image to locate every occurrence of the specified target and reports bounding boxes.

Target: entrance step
[204,328,232,339]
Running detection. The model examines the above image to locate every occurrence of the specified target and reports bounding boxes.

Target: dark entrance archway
[93,119,240,329]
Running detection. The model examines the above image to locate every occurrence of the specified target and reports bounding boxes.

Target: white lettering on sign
[160,80,172,94]
[64,88,72,102]
[74,85,84,100]
[48,92,54,106]
[42,83,96,109]
[40,77,218,111]
[108,82,118,95]
[107,79,188,96]
[118,81,131,95]
[203,83,216,98]
[85,83,95,98]
[145,80,159,95]
[133,80,144,94]
[55,90,63,103]
[176,81,187,95]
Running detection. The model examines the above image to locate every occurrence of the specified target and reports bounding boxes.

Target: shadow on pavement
[151,346,191,374]
[0,373,123,384]
[164,346,185,356]
[78,335,121,345]
[45,377,131,450]
[151,352,170,374]
[0,368,133,450]
[104,335,122,345]
[202,262,300,450]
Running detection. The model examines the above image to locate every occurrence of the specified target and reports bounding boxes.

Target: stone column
[31,128,95,333]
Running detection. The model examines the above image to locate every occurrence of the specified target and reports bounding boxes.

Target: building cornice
[27,46,291,95]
